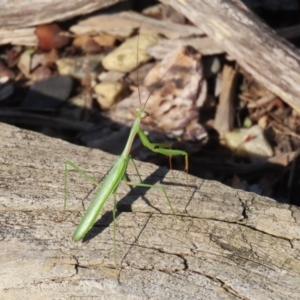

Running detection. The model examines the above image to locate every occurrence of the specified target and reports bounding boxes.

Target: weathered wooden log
[1,122,299,299]
[0,0,123,27]
[160,0,300,113]
[0,0,124,45]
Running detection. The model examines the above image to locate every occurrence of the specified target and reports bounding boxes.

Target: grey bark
[0,0,123,27]
[0,0,124,45]
[1,122,300,299]
[160,0,300,113]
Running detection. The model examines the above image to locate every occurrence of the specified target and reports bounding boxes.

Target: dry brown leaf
[110,45,207,141]
[35,24,70,50]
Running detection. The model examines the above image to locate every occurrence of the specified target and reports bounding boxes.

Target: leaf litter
[0,4,300,204]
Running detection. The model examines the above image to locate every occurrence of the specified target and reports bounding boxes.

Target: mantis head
[135,107,149,119]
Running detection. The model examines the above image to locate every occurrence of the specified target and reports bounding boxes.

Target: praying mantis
[63,25,189,244]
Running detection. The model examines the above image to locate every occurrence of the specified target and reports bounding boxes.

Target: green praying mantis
[63,26,189,244]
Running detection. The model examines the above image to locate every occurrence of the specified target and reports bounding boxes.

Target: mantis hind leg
[123,180,178,216]
[63,160,101,220]
[129,156,143,182]
[124,157,177,215]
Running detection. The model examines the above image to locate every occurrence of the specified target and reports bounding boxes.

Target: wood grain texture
[70,11,204,39]
[1,122,300,299]
[0,0,123,27]
[160,0,300,113]
[0,0,124,45]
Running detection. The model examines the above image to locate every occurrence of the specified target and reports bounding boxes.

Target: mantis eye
[141,111,149,119]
